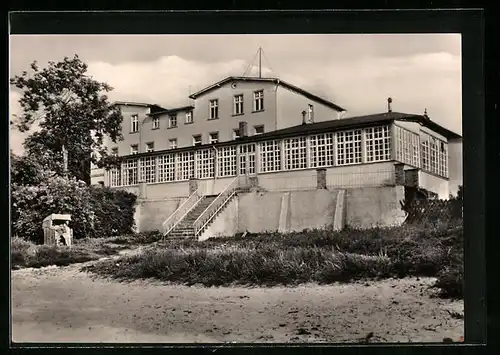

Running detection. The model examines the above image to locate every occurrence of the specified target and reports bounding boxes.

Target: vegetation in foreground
[11,231,164,270]
[83,222,463,299]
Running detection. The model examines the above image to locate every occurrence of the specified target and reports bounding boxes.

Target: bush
[434,265,463,299]
[11,176,137,242]
[85,223,464,299]
[11,239,102,269]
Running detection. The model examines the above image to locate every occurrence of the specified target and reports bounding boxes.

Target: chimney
[302,110,307,125]
[387,97,393,113]
[239,121,248,137]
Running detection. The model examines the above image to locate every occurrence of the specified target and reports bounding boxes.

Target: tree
[10,55,123,184]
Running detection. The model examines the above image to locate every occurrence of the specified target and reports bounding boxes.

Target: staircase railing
[193,177,239,238]
[162,188,202,237]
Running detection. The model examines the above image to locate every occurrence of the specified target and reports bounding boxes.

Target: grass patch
[84,222,464,298]
[11,236,126,270]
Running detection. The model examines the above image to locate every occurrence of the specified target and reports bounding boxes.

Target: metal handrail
[162,187,200,236]
[193,177,239,236]
[196,189,237,237]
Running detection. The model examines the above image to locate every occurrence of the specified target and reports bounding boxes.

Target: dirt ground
[11,254,464,344]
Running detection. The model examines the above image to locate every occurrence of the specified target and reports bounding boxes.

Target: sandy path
[11,259,463,344]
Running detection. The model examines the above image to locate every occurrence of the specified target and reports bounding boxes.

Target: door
[238,143,256,188]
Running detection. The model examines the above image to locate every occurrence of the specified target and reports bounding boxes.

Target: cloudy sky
[9,34,462,155]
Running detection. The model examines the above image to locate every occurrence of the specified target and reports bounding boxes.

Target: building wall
[114,105,152,155]
[393,120,421,135]
[447,138,463,197]
[326,161,396,188]
[137,107,192,151]
[344,186,406,228]
[136,197,186,233]
[199,197,239,240]
[238,191,283,233]
[276,86,341,129]
[419,171,450,199]
[191,80,278,143]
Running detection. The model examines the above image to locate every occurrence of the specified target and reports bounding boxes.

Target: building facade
[90,75,462,234]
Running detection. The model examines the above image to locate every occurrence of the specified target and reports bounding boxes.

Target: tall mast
[258,47,262,78]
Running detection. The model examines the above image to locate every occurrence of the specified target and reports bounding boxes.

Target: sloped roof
[121,111,461,159]
[236,111,461,142]
[188,76,346,112]
[148,105,195,116]
[113,101,167,113]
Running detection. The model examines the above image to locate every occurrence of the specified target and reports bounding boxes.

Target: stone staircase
[167,195,218,239]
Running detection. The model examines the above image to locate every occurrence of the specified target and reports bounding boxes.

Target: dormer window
[193,135,202,146]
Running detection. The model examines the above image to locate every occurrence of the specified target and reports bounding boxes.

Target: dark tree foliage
[10,55,124,184]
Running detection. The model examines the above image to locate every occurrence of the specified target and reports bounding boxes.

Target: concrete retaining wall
[135,197,187,232]
[343,186,406,228]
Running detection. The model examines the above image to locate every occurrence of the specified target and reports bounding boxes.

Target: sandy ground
[11,252,464,344]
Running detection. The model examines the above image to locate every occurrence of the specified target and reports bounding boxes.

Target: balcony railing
[193,177,239,238]
[162,188,202,237]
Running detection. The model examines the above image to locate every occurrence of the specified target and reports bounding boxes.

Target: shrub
[434,265,463,299]
[11,176,137,242]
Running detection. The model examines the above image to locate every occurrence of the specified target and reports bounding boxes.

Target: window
[239,144,256,175]
[233,129,241,140]
[111,147,119,156]
[429,137,438,174]
[439,141,448,178]
[185,111,193,124]
[140,156,156,183]
[168,115,177,128]
[217,146,237,177]
[421,139,430,171]
[110,167,121,187]
[209,99,219,119]
[169,138,177,150]
[310,133,334,168]
[152,117,160,129]
[253,90,264,111]
[145,142,155,152]
[158,154,175,182]
[123,159,138,186]
[337,129,362,165]
[254,125,264,135]
[131,114,139,132]
[130,144,139,155]
[234,94,244,115]
[259,140,281,173]
[176,151,195,180]
[394,126,419,167]
[196,148,215,179]
[209,132,219,144]
[365,126,391,163]
[284,137,307,170]
[193,134,202,146]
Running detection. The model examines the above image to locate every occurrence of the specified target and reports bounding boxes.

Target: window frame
[168,114,178,129]
[193,134,202,146]
[145,142,155,153]
[254,125,265,135]
[185,111,194,124]
[130,144,139,155]
[168,138,178,150]
[209,132,219,144]
[152,116,160,130]
[233,94,244,115]
[131,114,139,133]
[253,90,264,112]
[209,99,219,120]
